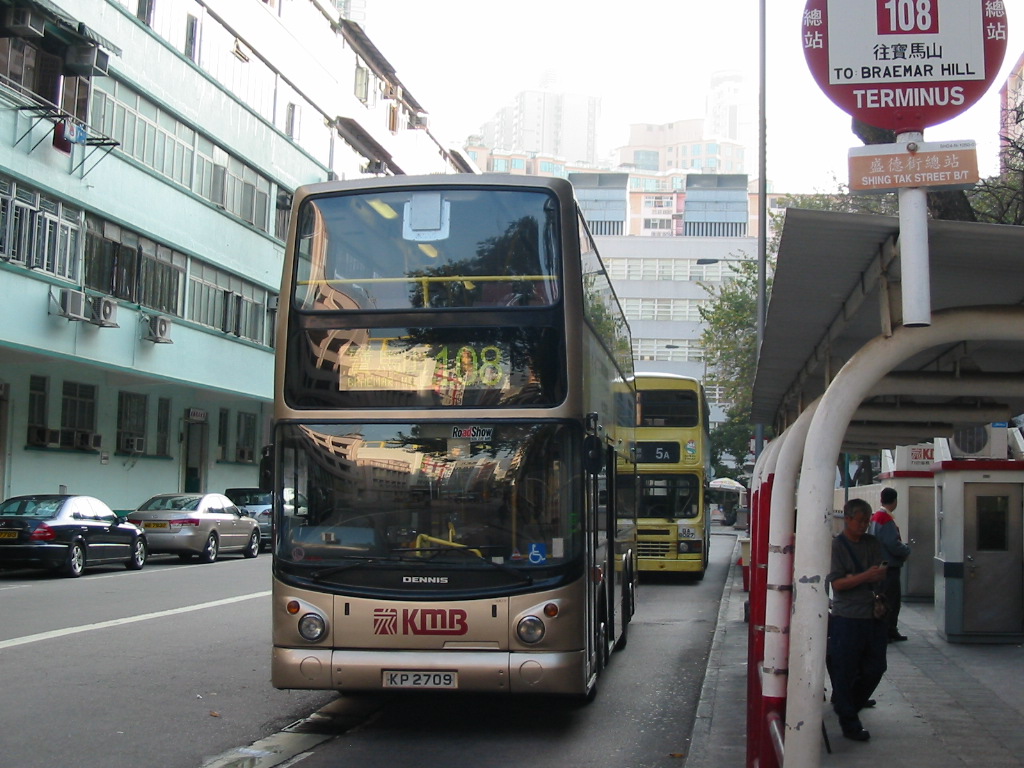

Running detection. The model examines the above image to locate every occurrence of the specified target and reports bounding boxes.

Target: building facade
[478,89,601,167]
[0,0,465,509]
[597,235,757,425]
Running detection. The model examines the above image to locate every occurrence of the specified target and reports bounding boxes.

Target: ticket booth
[933,457,1024,644]
[879,445,937,601]
[833,444,936,600]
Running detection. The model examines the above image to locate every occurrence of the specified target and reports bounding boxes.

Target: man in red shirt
[869,487,911,642]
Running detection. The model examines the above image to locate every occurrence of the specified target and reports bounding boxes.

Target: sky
[365,0,1024,193]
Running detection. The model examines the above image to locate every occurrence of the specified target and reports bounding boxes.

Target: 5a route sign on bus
[803,0,1008,133]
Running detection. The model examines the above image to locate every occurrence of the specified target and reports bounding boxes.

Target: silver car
[128,493,260,563]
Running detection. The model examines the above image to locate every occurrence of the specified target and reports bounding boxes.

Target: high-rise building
[480,90,601,166]
[615,120,746,174]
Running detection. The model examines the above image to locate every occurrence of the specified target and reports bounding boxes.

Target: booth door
[905,485,935,599]
[963,483,1023,634]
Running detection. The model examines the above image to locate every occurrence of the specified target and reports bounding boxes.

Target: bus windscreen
[293,187,561,312]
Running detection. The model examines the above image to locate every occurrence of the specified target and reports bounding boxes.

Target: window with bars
[235,412,257,462]
[84,216,186,314]
[217,408,229,461]
[90,81,272,233]
[60,381,96,448]
[184,14,199,62]
[622,298,705,322]
[28,376,47,429]
[188,261,267,342]
[117,392,148,453]
[632,339,703,363]
[605,257,749,283]
[156,397,171,456]
[0,179,81,280]
[137,0,155,26]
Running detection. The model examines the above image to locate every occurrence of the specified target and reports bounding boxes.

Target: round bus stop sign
[802,0,1008,133]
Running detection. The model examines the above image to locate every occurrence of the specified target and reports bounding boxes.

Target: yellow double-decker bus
[629,373,711,578]
[265,174,637,701]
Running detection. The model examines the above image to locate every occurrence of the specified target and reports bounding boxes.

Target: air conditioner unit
[950,424,1009,459]
[65,44,108,76]
[29,427,61,446]
[410,113,429,129]
[89,296,119,327]
[5,7,46,38]
[383,83,402,100]
[364,160,387,174]
[59,289,89,321]
[120,435,145,454]
[145,315,173,343]
[75,430,101,450]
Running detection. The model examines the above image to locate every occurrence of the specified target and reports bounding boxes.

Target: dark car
[0,494,147,577]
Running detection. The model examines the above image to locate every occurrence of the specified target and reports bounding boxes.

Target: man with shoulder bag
[827,498,889,742]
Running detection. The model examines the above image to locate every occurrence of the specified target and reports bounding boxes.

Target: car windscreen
[139,495,202,511]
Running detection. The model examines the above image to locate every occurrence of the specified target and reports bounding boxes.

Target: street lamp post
[755,0,767,460]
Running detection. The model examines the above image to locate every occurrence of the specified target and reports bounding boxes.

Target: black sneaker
[843,728,871,742]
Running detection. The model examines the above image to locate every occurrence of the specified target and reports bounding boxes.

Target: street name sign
[849,139,979,191]
[803,0,1008,132]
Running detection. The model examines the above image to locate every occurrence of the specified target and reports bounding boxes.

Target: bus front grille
[638,542,672,558]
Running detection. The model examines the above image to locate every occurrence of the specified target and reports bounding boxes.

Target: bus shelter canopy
[751,208,1024,451]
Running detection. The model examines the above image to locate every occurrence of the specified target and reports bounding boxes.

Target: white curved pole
[763,401,819,700]
[785,306,1024,768]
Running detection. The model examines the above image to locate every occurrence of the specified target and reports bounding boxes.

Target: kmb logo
[373,608,468,635]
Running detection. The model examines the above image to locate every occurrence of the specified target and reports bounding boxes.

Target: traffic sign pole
[803,0,1008,328]
[896,132,931,326]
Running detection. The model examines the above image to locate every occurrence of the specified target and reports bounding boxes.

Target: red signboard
[803,0,1008,133]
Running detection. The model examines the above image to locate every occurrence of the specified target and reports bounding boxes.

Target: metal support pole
[896,131,931,327]
[755,0,768,456]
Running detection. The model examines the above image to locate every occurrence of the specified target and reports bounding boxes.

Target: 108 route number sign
[803,0,1008,133]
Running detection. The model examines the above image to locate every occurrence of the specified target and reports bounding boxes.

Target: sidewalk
[687,537,1024,767]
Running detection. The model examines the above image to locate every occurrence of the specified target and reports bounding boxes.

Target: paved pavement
[687,533,1024,767]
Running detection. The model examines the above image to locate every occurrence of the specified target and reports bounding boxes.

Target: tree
[967,98,1024,225]
[698,256,772,480]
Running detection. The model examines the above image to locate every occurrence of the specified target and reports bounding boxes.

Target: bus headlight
[298,612,327,642]
[517,615,546,644]
[678,541,702,554]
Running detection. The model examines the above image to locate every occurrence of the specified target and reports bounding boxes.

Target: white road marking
[0,590,271,650]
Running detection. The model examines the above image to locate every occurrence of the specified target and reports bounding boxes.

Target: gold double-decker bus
[266,175,637,700]
[629,373,711,578]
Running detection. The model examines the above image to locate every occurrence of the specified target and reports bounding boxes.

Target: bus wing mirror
[583,435,604,475]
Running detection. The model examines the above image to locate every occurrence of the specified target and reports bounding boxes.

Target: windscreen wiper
[309,553,419,581]
[402,545,534,585]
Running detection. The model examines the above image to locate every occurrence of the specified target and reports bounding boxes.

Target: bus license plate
[382,670,458,689]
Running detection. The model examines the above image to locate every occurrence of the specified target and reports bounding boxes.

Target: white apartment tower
[481,90,601,166]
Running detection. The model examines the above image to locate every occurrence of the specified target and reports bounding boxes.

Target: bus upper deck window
[403,192,450,242]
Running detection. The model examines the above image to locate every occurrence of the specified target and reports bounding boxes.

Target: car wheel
[243,530,260,559]
[199,532,219,563]
[125,537,147,570]
[63,541,85,578]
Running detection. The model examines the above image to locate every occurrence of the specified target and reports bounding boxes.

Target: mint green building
[0,0,470,509]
